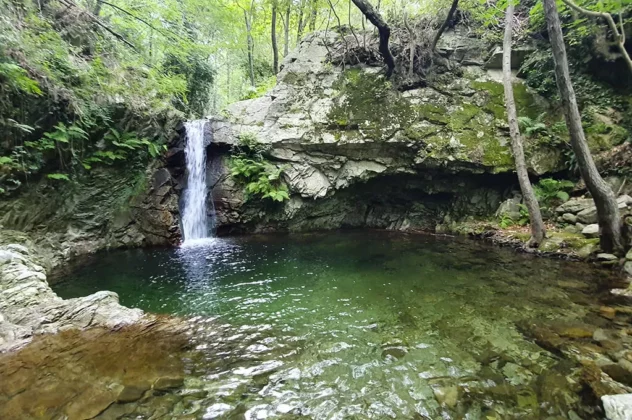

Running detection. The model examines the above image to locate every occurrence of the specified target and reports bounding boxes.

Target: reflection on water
[46,232,627,419]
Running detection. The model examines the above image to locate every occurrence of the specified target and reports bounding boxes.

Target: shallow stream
[7,232,630,419]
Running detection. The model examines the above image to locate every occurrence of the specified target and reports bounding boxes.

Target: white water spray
[181,120,214,244]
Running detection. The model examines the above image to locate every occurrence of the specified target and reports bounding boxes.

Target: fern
[534,178,575,206]
[47,173,70,181]
[228,134,290,202]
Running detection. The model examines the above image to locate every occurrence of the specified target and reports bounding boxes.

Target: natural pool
[10,231,631,419]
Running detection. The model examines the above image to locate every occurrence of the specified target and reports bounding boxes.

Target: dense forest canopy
[1,0,632,196]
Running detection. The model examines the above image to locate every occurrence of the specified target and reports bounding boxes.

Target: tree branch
[58,0,137,51]
[561,0,632,73]
[96,0,189,43]
[432,0,459,52]
[350,0,395,76]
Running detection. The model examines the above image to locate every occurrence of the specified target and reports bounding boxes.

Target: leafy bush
[534,178,575,206]
[228,133,290,202]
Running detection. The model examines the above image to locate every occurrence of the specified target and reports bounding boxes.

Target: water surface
[53,231,622,419]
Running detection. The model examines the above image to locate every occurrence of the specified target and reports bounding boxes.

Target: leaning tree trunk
[503,3,546,247]
[272,2,279,74]
[431,0,458,52]
[350,0,395,77]
[543,0,625,254]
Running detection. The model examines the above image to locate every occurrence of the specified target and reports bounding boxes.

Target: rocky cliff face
[0,164,180,274]
[188,31,568,234]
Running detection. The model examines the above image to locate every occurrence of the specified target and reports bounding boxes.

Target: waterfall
[181,120,214,244]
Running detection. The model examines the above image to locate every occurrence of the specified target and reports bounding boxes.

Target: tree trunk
[272,2,279,74]
[297,0,305,44]
[309,0,318,31]
[283,5,290,56]
[350,0,395,77]
[503,3,546,247]
[244,10,256,87]
[543,0,625,254]
[432,0,458,52]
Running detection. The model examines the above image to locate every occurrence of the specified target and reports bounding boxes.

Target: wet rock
[582,224,600,238]
[432,385,458,408]
[517,322,566,355]
[381,346,408,359]
[154,376,185,391]
[203,403,234,419]
[602,394,632,420]
[550,321,596,339]
[601,307,617,320]
[502,362,534,386]
[602,364,632,386]
[117,384,149,403]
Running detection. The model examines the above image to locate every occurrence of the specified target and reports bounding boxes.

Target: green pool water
[54,231,619,419]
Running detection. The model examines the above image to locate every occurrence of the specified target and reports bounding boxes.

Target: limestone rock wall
[196,32,562,234]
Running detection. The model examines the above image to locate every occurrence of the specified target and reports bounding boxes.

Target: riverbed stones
[154,375,185,391]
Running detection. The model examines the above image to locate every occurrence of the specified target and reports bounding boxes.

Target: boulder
[602,394,632,420]
[626,248,632,261]
[577,206,599,224]
[562,213,578,224]
[555,198,594,215]
[582,224,600,238]
[577,243,598,259]
[624,261,632,277]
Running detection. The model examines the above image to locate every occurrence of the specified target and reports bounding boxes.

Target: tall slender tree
[502,1,546,247]
[272,0,279,74]
[283,3,291,56]
[543,0,625,254]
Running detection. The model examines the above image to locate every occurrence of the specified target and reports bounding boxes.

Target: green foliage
[46,173,70,181]
[534,178,575,206]
[0,62,42,95]
[229,133,290,202]
[518,113,547,137]
[499,204,530,229]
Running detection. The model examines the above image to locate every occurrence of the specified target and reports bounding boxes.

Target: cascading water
[181,120,215,244]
